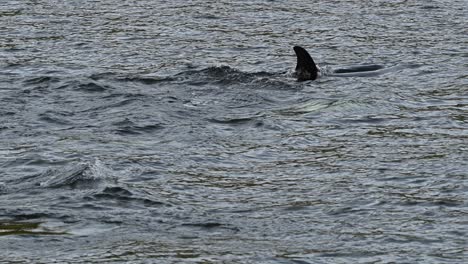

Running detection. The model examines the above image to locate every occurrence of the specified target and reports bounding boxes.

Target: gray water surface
[1,1,467,263]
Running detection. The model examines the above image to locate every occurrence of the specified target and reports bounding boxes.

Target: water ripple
[0,0,466,263]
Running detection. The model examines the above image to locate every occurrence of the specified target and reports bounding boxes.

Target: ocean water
[1,0,467,263]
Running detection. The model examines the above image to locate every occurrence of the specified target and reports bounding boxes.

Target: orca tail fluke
[293,46,319,81]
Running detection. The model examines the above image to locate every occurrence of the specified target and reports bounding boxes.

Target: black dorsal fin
[293,46,318,81]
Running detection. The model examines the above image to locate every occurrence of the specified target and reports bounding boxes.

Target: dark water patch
[316,250,385,258]
[282,200,328,211]
[0,111,15,117]
[90,72,176,85]
[88,186,166,208]
[78,97,143,114]
[23,76,61,86]
[78,203,112,211]
[177,222,240,234]
[76,81,109,92]
[0,183,7,194]
[11,213,50,221]
[115,124,164,135]
[96,186,133,196]
[123,76,176,85]
[207,116,263,126]
[101,93,148,100]
[326,207,365,216]
[38,111,74,126]
[113,118,164,135]
[161,96,179,103]
[251,77,297,91]
[396,194,464,207]
[269,259,313,264]
[88,72,122,81]
[2,153,65,170]
[0,9,23,17]
[193,14,220,20]
[421,5,441,10]
[181,222,223,229]
[338,115,398,124]
[384,233,444,244]
[107,98,145,109]
[288,260,313,264]
[0,221,66,236]
[175,66,276,86]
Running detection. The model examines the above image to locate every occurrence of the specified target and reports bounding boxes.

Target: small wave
[23,76,61,86]
[87,186,167,208]
[275,99,338,116]
[119,76,175,85]
[39,163,97,188]
[207,115,265,129]
[88,71,175,85]
[175,66,277,86]
[38,111,73,126]
[0,182,7,194]
[208,117,255,124]
[175,221,240,235]
[338,115,398,124]
[75,66,293,92]
[112,118,164,135]
[0,220,67,236]
[3,159,117,192]
[75,81,109,92]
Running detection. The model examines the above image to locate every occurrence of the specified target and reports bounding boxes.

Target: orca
[293,46,320,81]
[293,46,385,81]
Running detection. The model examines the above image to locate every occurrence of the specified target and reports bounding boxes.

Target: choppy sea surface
[1,1,467,263]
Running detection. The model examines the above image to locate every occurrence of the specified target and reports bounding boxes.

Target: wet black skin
[293,46,385,81]
[293,46,319,81]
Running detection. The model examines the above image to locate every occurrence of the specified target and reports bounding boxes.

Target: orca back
[333,65,384,73]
